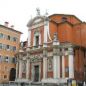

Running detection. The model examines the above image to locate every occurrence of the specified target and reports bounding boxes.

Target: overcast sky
[0,0,86,41]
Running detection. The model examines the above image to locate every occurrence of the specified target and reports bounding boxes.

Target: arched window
[35,35,39,46]
[34,31,40,48]
[62,17,67,22]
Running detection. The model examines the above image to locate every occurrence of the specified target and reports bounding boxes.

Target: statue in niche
[22,61,26,73]
[22,61,26,78]
[36,8,40,16]
[53,32,58,41]
[48,58,53,71]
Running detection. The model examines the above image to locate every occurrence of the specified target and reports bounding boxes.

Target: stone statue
[22,61,26,73]
[36,8,40,16]
[53,32,58,41]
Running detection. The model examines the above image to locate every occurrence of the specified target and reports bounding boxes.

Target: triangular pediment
[27,16,45,27]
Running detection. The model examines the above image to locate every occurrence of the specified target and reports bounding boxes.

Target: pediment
[27,16,45,27]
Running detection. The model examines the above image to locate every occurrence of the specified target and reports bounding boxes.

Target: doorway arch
[9,68,16,81]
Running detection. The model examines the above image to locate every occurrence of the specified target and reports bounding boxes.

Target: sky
[0,0,86,41]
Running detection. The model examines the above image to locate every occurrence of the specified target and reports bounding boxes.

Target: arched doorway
[9,68,16,81]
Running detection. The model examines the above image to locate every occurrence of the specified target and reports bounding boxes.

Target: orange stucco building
[16,11,86,84]
[0,22,22,83]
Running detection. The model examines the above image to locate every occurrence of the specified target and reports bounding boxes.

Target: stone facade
[16,11,86,83]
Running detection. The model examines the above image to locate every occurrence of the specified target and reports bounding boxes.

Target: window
[0,43,3,49]
[0,33,3,38]
[7,35,10,40]
[6,45,10,50]
[34,31,40,48]
[13,46,16,51]
[35,35,39,47]
[10,46,13,51]
[13,37,17,42]
[3,44,6,50]
[12,58,16,63]
[3,34,5,39]
[0,55,2,62]
[62,17,67,22]
[5,56,9,62]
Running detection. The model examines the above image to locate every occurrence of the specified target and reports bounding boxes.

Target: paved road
[0,83,61,86]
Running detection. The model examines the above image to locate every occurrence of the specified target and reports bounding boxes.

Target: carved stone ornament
[30,54,43,62]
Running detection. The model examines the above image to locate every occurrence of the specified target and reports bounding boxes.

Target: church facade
[15,11,86,83]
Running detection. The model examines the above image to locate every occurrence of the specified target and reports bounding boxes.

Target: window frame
[7,35,10,40]
[0,33,3,38]
[5,56,9,62]
[6,45,10,50]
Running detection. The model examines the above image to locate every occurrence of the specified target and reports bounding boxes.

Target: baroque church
[15,9,86,84]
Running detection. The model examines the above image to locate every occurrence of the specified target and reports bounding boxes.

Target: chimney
[4,22,9,27]
[10,25,14,29]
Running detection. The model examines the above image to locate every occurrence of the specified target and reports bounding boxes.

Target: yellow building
[0,22,22,83]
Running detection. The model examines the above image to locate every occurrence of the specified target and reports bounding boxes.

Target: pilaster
[28,30,31,47]
[16,61,18,79]
[43,46,47,79]
[19,59,22,79]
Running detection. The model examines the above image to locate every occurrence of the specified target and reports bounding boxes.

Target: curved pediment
[27,16,45,27]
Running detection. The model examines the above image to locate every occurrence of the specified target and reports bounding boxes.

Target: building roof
[49,14,82,23]
[0,24,22,34]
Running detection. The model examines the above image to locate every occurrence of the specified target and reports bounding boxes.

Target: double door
[34,65,39,82]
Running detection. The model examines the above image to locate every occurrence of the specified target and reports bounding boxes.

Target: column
[53,48,60,78]
[68,47,74,78]
[57,55,60,78]
[62,48,65,78]
[43,48,47,79]
[44,17,49,43]
[53,55,57,78]
[16,62,18,79]
[43,57,47,79]
[26,59,30,79]
[19,60,22,79]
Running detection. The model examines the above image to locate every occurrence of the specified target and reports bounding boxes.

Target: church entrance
[34,65,39,82]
